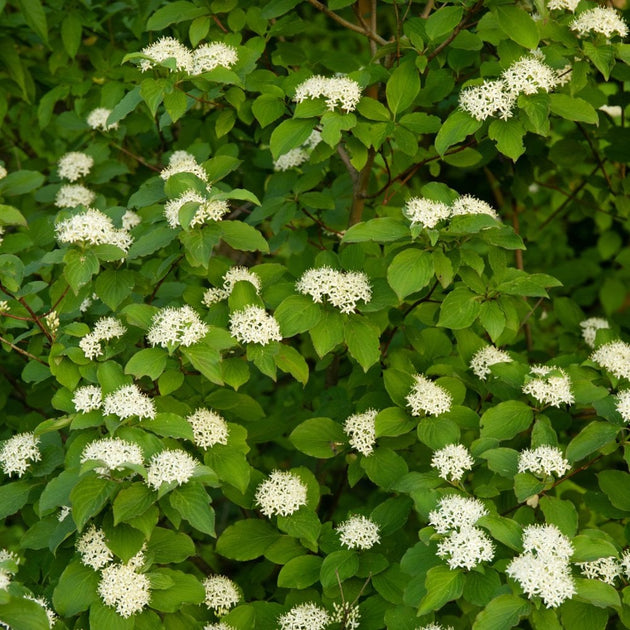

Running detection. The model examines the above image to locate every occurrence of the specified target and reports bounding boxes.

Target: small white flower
[255,470,308,517]
[274,130,322,171]
[0,300,8,313]
[186,408,229,449]
[470,346,513,380]
[0,165,6,180]
[79,317,127,360]
[296,267,372,313]
[122,210,141,230]
[576,556,621,585]
[343,409,377,456]
[406,373,453,417]
[428,495,488,534]
[204,624,236,630]
[522,365,574,407]
[202,266,262,306]
[229,305,282,345]
[403,197,451,229]
[54,184,96,208]
[98,560,151,617]
[140,36,193,73]
[203,575,240,615]
[87,107,118,131]
[518,445,570,478]
[336,514,380,550]
[24,596,57,628]
[58,505,71,521]
[459,79,517,121]
[278,602,331,630]
[431,444,474,482]
[55,208,133,253]
[599,104,622,118]
[294,75,362,112]
[522,523,574,560]
[416,624,454,630]
[0,432,41,477]
[192,42,238,74]
[76,525,113,570]
[147,305,208,348]
[103,384,156,420]
[547,0,580,11]
[160,151,208,182]
[502,56,560,96]
[0,549,19,591]
[331,602,360,630]
[80,437,144,476]
[164,189,229,228]
[437,525,495,570]
[57,152,94,181]
[580,317,610,348]
[616,390,630,423]
[451,195,499,219]
[73,385,103,413]
[146,449,199,490]
[570,7,628,38]
[44,311,60,336]
[620,549,630,579]
[591,340,630,380]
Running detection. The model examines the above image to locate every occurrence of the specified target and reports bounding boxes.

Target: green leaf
[143,413,194,441]
[125,348,168,381]
[438,287,481,329]
[0,480,32,520]
[566,422,619,463]
[216,520,280,560]
[140,78,167,117]
[477,515,522,551]
[539,496,578,537]
[0,254,24,292]
[181,344,222,385]
[0,170,45,196]
[61,13,82,58]
[204,156,242,183]
[70,475,117,531]
[148,569,205,612]
[15,0,48,44]
[163,90,188,123]
[274,295,322,337]
[220,221,269,252]
[344,315,381,371]
[386,61,421,117]
[426,6,463,41]
[342,218,409,243]
[309,310,344,357]
[598,470,630,511]
[514,473,545,502]
[52,560,99,615]
[320,550,359,588]
[206,445,251,493]
[387,248,434,299]
[417,565,465,615]
[113,483,156,525]
[63,249,99,294]
[290,417,346,458]
[571,533,618,562]
[575,578,620,609]
[549,95,598,124]
[435,110,482,155]
[277,555,322,589]
[107,86,143,125]
[261,0,301,18]
[274,343,309,384]
[361,447,409,490]
[0,205,27,226]
[95,269,135,310]
[479,401,533,441]
[472,594,531,630]
[357,97,391,122]
[252,95,286,127]
[0,597,51,630]
[170,483,216,536]
[146,1,208,30]
[147,528,195,564]
[270,119,316,160]
[495,6,539,49]
[583,42,615,80]
[488,118,525,161]
[277,509,321,547]
[90,602,134,630]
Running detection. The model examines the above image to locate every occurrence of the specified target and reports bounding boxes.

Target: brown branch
[426,0,484,63]
[577,123,613,190]
[301,208,345,236]
[337,145,359,185]
[212,15,229,33]
[0,282,52,343]
[306,0,388,45]
[148,255,184,304]
[46,285,70,315]
[0,335,48,365]
[110,142,161,172]
[349,148,376,226]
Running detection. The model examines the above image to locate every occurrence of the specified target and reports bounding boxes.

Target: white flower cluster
[522,365,574,407]
[331,601,360,630]
[296,267,372,313]
[0,300,8,313]
[470,345,513,379]
[0,432,41,477]
[80,437,144,476]
[416,624,454,630]
[164,189,230,228]
[58,505,71,522]
[186,408,229,449]
[140,37,238,75]
[204,624,236,630]
[79,317,127,360]
[580,317,610,348]
[255,470,308,517]
[0,549,19,591]
[147,305,208,348]
[406,373,452,417]
[76,525,113,570]
[87,107,118,131]
[547,0,579,11]
[429,495,494,570]
[506,524,576,608]
[54,184,96,208]
[98,554,150,618]
[202,266,262,306]
[460,56,561,122]
[45,311,60,336]
[294,75,361,112]
[203,575,240,615]
[278,602,330,630]
[55,208,133,253]
[0,165,6,179]
[591,340,630,380]
[229,305,282,345]
[616,390,630,423]
[576,556,621,585]
[161,150,208,182]
[274,130,322,171]
[146,449,199,490]
[431,443,474,482]
[404,194,498,229]
[58,151,94,181]
[122,210,141,230]
[570,7,628,38]
[518,445,570,478]
[73,384,103,412]
[103,384,156,420]
[336,514,380,550]
[343,409,377,456]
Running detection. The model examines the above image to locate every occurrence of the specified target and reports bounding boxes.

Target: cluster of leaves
[1,0,630,629]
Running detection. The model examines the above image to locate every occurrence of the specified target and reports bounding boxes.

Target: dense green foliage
[2,0,630,628]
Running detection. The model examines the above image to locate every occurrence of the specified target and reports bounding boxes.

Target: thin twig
[46,286,70,315]
[0,282,52,342]
[576,123,613,190]
[426,0,484,63]
[148,255,184,304]
[111,142,161,172]
[337,145,359,185]
[301,208,345,236]
[212,15,229,33]
[0,335,48,365]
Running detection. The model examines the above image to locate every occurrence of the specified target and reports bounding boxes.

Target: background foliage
[1,0,630,628]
